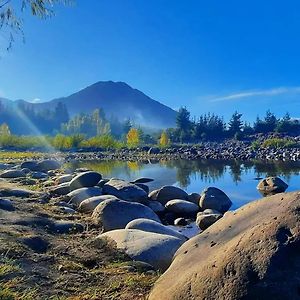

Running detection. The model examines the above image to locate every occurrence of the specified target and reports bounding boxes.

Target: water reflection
[66,159,300,209]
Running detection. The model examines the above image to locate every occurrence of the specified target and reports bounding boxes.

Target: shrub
[261,138,299,149]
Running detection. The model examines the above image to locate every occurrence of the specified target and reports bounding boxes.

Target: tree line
[168,107,300,143]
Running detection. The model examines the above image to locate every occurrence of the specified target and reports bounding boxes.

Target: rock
[149,186,189,205]
[52,221,84,234]
[98,229,184,271]
[102,179,147,202]
[196,213,222,230]
[0,163,10,170]
[68,187,102,207]
[135,183,149,194]
[165,199,199,216]
[257,176,288,195]
[58,207,77,214]
[132,177,154,184]
[126,218,187,241]
[0,199,15,211]
[148,147,160,155]
[149,192,300,300]
[97,179,109,188]
[201,208,222,215]
[69,171,102,191]
[174,218,187,226]
[31,171,48,179]
[20,236,49,253]
[51,182,70,196]
[92,199,161,231]
[21,161,39,171]
[37,160,61,172]
[145,200,165,214]
[21,168,31,174]
[0,188,40,198]
[164,212,176,225]
[187,193,200,205]
[199,187,232,213]
[56,174,73,184]
[0,169,26,178]
[78,195,119,213]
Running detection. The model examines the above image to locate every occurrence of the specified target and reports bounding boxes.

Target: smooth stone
[196,213,222,230]
[51,182,70,196]
[135,183,149,194]
[31,171,48,179]
[174,218,188,226]
[165,199,199,215]
[145,200,165,214]
[78,195,119,213]
[69,171,102,191]
[37,160,61,172]
[199,187,232,213]
[125,218,187,241]
[59,207,77,214]
[0,188,40,198]
[98,229,184,271]
[20,161,39,171]
[187,193,200,205]
[149,186,189,205]
[0,169,26,178]
[68,187,102,207]
[56,174,73,184]
[92,199,161,231]
[132,177,154,184]
[97,179,110,188]
[257,176,288,195]
[0,198,15,211]
[103,179,147,202]
[149,192,300,300]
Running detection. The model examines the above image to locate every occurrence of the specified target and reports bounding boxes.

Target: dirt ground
[0,180,159,300]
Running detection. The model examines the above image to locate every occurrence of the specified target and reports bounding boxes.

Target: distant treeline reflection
[66,159,300,188]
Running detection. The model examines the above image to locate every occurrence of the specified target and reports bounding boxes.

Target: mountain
[33,81,177,129]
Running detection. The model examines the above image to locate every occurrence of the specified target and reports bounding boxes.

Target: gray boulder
[0,199,15,211]
[68,187,102,207]
[31,171,48,179]
[149,186,188,205]
[0,169,26,178]
[187,193,200,204]
[145,200,165,214]
[78,195,119,213]
[257,176,288,195]
[196,213,222,230]
[69,171,102,191]
[98,229,184,271]
[20,161,39,171]
[199,187,232,213]
[51,182,70,196]
[125,218,187,241]
[56,174,73,184]
[103,179,147,202]
[92,199,161,231]
[165,199,199,215]
[37,160,61,172]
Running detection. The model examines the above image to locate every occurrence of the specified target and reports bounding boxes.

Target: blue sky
[1,0,300,121]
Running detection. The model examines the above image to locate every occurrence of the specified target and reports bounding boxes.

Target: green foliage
[261,138,299,149]
[0,123,11,136]
[81,135,124,149]
[228,111,243,136]
[251,140,261,150]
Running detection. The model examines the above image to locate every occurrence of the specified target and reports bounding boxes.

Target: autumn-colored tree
[159,131,170,148]
[126,128,140,148]
[0,123,11,135]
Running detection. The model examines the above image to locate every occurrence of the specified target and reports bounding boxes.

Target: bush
[261,138,299,149]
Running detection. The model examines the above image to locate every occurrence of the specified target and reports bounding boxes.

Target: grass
[251,138,300,149]
[0,151,45,162]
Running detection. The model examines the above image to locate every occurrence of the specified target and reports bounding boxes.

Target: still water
[66,159,300,210]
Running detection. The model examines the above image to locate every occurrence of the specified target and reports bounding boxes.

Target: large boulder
[20,161,39,171]
[92,199,161,231]
[36,159,61,172]
[165,199,199,216]
[199,187,232,213]
[78,195,119,213]
[102,179,147,202]
[69,171,102,191]
[125,218,187,241]
[0,169,26,178]
[98,229,184,271]
[257,176,288,196]
[67,187,102,207]
[56,174,73,184]
[149,186,188,205]
[51,182,70,196]
[196,212,222,230]
[149,192,300,300]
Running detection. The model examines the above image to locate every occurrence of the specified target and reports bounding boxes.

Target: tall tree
[228,111,243,136]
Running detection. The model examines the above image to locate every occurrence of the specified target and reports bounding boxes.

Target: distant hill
[32,81,177,129]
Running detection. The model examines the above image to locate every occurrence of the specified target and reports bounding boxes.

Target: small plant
[262,138,299,149]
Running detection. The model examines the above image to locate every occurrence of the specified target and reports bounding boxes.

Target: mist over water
[66,159,300,210]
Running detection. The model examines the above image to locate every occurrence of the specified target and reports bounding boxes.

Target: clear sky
[1,0,300,120]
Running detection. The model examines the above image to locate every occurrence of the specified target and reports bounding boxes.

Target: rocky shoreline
[0,157,298,299]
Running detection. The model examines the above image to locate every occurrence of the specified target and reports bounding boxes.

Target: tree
[176,106,192,142]
[159,131,170,148]
[126,128,140,148]
[228,111,243,136]
[0,123,10,135]
[0,0,73,50]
